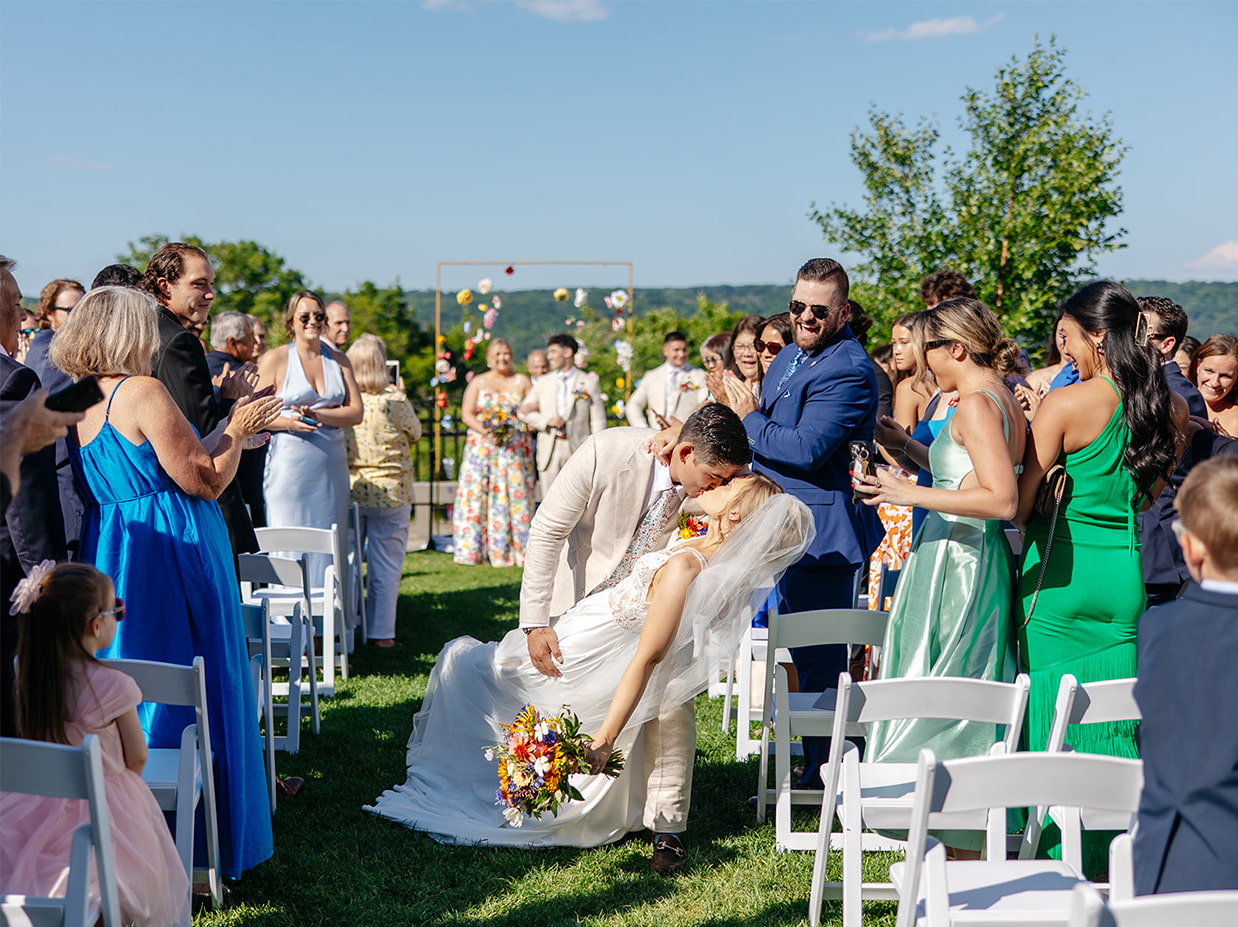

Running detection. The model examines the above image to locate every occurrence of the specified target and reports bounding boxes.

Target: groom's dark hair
[676,403,751,467]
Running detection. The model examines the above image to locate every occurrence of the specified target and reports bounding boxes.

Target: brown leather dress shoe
[651,833,686,875]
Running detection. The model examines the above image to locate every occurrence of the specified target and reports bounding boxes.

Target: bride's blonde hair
[723,473,784,529]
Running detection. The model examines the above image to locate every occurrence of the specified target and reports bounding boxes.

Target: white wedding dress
[365,542,709,848]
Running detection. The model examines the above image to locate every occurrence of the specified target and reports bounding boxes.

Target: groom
[519,403,751,873]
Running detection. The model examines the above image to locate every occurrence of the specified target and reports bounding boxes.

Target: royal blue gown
[75,378,273,879]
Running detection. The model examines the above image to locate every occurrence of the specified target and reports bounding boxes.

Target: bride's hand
[585,738,613,775]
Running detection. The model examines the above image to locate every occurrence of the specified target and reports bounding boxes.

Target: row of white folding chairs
[1068,884,1238,926]
[802,671,1142,927]
[239,502,371,702]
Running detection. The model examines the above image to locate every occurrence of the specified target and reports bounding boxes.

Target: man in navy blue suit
[1133,455,1238,894]
[723,257,883,787]
[1137,296,1206,418]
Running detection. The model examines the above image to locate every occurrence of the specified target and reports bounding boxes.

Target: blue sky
[2,0,1236,297]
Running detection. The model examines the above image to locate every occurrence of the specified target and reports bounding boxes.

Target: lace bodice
[607,541,709,632]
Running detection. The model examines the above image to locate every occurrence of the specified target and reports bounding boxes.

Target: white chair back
[897,749,1143,927]
[1069,884,1238,927]
[100,656,222,908]
[240,602,278,811]
[0,735,121,927]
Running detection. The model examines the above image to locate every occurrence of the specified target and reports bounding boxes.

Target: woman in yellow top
[345,335,422,648]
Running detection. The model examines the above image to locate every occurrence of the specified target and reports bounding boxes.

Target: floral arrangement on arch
[486,704,624,826]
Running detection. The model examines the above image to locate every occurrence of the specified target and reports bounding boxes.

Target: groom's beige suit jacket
[518,426,681,627]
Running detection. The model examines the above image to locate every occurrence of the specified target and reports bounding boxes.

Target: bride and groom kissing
[367,403,812,874]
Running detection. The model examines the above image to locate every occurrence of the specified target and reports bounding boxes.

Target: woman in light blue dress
[256,291,363,579]
[854,298,1026,833]
[53,286,281,878]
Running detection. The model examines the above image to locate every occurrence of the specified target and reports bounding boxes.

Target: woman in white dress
[366,475,812,847]
[256,290,363,576]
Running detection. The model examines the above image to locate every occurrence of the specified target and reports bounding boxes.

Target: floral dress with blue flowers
[451,390,535,566]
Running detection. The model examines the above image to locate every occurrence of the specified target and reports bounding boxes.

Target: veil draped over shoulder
[633,493,815,727]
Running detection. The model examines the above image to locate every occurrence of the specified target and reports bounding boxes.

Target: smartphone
[386,360,400,385]
[46,376,104,413]
[296,415,321,428]
[849,440,875,504]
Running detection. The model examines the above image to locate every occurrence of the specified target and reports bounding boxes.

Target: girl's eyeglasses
[96,597,125,622]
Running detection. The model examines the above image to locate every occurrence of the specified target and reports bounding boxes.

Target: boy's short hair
[1176,456,1238,577]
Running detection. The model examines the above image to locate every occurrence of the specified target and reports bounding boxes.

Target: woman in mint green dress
[854,298,1026,785]
[1015,281,1181,871]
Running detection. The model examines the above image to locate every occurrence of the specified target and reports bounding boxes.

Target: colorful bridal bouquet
[678,510,708,539]
[486,705,625,827]
[480,405,518,443]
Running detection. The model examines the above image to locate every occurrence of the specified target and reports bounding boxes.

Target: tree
[811,37,1126,345]
[117,235,309,342]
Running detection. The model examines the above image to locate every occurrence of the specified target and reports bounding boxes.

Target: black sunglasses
[754,340,784,355]
[788,300,840,321]
[298,312,327,324]
[924,339,955,351]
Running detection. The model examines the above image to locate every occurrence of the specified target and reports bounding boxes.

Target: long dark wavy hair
[1061,281,1176,501]
[15,563,112,744]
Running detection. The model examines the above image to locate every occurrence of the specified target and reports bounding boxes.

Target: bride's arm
[586,554,703,772]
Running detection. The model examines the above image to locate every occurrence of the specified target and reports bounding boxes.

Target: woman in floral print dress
[452,338,536,566]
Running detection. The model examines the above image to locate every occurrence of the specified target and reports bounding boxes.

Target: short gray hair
[51,286,160,378]
[210,311,253,350]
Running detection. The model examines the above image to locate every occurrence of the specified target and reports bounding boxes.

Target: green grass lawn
[195,552,900,926]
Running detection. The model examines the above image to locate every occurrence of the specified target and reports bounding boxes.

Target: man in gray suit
[518,333,606,491]
[518,403,749,874]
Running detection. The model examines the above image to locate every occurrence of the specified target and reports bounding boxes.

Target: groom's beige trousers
[519,427,695,834]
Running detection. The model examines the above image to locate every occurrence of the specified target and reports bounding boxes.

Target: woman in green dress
[854,298,1026,788]
[1016,280,1182,869]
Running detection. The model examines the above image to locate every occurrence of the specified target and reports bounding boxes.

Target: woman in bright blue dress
[52,286,282,879]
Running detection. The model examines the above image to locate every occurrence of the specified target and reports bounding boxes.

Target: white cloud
[867,14,1003,43]
[517,0,608,22]
[1187,240,1238,271]
[422,0,608,22]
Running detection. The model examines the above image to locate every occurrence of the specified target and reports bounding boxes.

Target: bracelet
[522,627,544,636]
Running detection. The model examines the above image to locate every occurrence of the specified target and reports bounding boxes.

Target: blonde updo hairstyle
[921,296,1020,377]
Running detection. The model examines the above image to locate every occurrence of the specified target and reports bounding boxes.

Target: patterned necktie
[592,487,682,594]
[776,348,806,392]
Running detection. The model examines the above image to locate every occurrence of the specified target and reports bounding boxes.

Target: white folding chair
[890,749,1143,927]
[1068,884,1238,927]
[100,656,222,908]
[238,553,321,744]
[0,735,122,927]
[251,524,348,695]
[240,602,278,812]
[349,501,368,645]
[808,673,1031,927]
[1028,675,1142,882]
[722,625,793,756]
[755,607,890,848]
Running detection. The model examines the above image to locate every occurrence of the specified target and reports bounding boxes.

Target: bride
[365,474,812,847]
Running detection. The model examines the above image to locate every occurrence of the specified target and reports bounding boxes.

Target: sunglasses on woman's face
[96,597,125,622]
[298,312,327,324]
[754,340,784,356]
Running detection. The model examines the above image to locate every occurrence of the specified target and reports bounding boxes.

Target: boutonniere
[677,511,708,539]
[573,389,591,401]
[678,381,700,392]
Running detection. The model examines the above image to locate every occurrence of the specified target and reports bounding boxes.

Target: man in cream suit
[518,404,750,874]
[518,334,606,491]
[626,331,707,429]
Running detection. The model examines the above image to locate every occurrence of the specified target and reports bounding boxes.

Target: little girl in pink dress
[1,561,189,927]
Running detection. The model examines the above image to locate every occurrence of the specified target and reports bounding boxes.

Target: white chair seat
[891,859,1084,925]
[141,748,200,805]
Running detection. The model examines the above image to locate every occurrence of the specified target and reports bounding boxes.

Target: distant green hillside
[401,280,1234,358]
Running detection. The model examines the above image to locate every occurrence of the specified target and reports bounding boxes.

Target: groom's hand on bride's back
[527,627,564,677]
